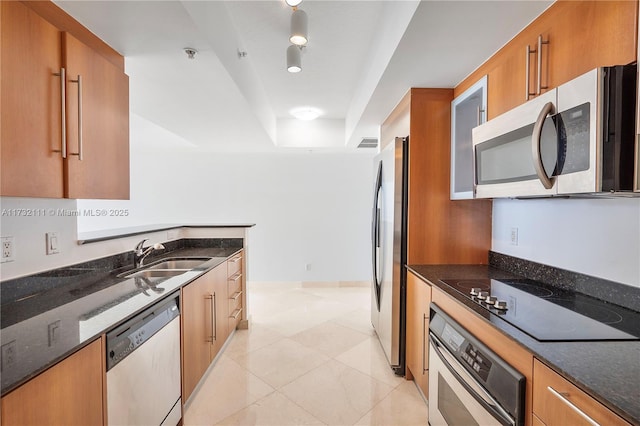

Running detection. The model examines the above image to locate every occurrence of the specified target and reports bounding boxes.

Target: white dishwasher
[106,293,181,426]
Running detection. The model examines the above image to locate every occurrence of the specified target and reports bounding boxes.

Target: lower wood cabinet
[405,271,431,398]
[181,262,229,402]
[227,251,244,331]
[0,338,104,426]
[532,359,631,426]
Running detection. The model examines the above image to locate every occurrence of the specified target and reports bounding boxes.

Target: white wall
[1,114,375,283]
[493,198,640,287]
[76,116,376,282]
[80,148,375,282]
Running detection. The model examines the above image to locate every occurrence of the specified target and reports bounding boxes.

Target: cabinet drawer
[228,272,242,295]
[228,290,242,313]
[227,252,243,277]
[533,359,630,426]
[228,306,243,330]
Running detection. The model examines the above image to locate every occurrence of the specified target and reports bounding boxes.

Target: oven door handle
[430,334,515,426]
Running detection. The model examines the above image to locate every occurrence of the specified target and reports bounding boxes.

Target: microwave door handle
[531,102,556,189]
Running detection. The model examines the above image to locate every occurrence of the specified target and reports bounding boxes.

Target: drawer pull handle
[229,273,242,282]
[230,256,242,263]
[547,386,600,426]
[230,291,243,301]
[230,308,242,320]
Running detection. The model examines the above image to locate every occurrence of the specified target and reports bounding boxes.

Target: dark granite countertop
[0,239,243,396]
[407,264,640,425]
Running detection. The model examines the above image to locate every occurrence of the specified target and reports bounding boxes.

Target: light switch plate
[46,232,60,255]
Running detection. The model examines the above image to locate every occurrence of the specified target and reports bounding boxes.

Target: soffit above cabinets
[54,1,551,152]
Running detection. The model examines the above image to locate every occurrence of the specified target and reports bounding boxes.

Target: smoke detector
[184,48,198,60]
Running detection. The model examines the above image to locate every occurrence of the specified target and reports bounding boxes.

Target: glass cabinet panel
[451,76,487,199]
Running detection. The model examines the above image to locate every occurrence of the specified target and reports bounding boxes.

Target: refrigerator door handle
[372,161,383,312]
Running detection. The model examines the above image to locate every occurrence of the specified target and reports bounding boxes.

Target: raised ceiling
[54,1,552,152]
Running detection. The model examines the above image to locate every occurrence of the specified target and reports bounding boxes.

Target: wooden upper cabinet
[63,32,130,199]
[458,1,638,120]
[0,1,129,200]
[1,1,65,198]
[542,1,637,93]
[398,89,492,265]
[1,338,104,426]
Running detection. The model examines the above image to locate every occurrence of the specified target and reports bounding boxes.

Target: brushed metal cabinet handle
[547,386,600,426]
[526,44,536,100]
[422,313,428,374]
[205,294,214,342]
[69,75,83,160]
[53,68,67,158]
[230,291,243,301]
[212,292,217,341]
[230,308,242,320]
[536,35,549,95]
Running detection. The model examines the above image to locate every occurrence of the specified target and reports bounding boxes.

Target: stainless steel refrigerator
[371,136,407,376]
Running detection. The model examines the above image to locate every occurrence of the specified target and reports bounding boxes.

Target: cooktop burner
[440,278,640,342]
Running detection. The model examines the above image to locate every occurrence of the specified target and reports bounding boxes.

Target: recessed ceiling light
[290,107,323,121]
[285,0,303,7]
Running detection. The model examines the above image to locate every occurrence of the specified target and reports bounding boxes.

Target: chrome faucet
[134,239,165,268]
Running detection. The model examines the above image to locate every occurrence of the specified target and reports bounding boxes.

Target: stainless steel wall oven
[428,304,526,426]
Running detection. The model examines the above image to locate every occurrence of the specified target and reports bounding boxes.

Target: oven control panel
[461,343,493,382]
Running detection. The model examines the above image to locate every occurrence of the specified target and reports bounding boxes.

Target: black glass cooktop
[440,278,640,342]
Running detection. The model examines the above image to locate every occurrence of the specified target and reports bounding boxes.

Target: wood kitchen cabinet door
[63,32,130,200]
[541,1,637,93]
[181,262,229,402]
[1,1,65,198]
[1,338,104,426]
[211,262,229,359]
[458,1,638,120]
[405,271,431,398]
[181,273,214,402]
[1,1,130,199]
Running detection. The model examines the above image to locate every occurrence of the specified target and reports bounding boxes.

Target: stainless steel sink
[118,257,213,279]
[145,257,212,270]
[126,269,189,279]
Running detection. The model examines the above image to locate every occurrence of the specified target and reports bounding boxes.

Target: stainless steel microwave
[472,65,637,198]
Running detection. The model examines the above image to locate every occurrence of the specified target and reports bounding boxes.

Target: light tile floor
[184,282,428,426]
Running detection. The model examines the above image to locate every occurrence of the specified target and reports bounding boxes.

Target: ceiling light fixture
[290,106,322,121]
[285,0,303,7]
[286,45,302,73]
[289,9,308,46]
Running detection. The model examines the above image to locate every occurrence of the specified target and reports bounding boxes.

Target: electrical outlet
[510,227,519,246]
[1,236,15,263]
[305,263,311,271]
[48,320,61,347]
[1,341,16,371]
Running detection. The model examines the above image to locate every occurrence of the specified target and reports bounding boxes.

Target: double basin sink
[118,257,213,280]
